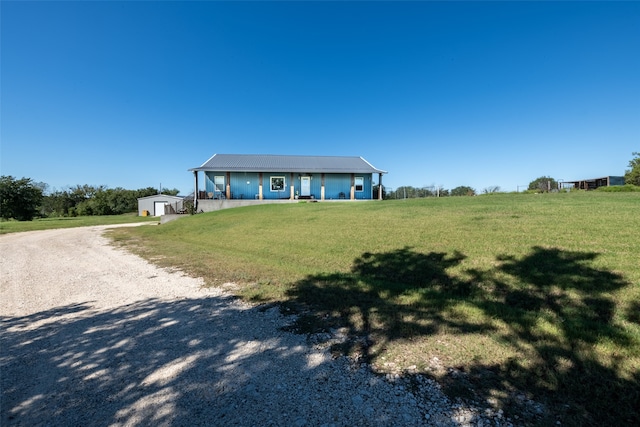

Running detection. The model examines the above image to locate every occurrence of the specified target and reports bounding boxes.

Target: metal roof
[137,194,185,201]
[189,154,386,174]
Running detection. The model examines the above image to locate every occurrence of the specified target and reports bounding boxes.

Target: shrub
[596,184,640,192]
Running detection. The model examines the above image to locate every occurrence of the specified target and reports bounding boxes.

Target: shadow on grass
[284,246,639,426]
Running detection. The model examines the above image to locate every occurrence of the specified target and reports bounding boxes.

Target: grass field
[0,213,157,234]
[107,192,638,425]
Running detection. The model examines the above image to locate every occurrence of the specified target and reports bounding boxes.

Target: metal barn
[561,176,625,190]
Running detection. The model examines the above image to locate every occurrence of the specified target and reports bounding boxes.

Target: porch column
[290,173,295,200]
[226,172,231,199]
[193,171,198,210]
[321,173,325,200]
[259,172,263,200]
[350,173,355,200]
[378,173,383,200]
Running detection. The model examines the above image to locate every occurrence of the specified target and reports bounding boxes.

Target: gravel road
[1,225,510,427]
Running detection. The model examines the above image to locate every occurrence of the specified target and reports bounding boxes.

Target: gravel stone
[1,225,516,426]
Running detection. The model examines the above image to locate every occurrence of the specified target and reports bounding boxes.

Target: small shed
[137,195,185,216]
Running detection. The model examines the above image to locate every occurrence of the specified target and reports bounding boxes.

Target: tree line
[387,152,640,199]
[385,185,474,199]
[0,176,180,221]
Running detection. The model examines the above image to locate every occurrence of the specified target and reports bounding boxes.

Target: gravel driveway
[1,225,503,427]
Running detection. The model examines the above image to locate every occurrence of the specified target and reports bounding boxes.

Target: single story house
[188,154,386,206]
[137,194,185,216]
[560,176,625,190]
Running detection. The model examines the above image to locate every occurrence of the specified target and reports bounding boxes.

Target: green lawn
[110,192,640,426]
[0,213,157,234]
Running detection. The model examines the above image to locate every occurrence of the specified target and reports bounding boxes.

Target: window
[213,176,225,198]
[214,176,225,192]
[270,176,285,192]
[355,176,364,192]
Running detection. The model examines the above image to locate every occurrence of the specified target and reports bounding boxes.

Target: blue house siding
[205,172,260,199]
[206,171,375,200]
[204,173,219,197]
[324,174,350,199]
[362,175,373,199]
[205,172,230,198]
[230,172,260,199]
[306,173,322,198]
[354,174,373,200]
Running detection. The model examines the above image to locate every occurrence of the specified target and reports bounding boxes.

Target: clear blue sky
[2,1,638,195]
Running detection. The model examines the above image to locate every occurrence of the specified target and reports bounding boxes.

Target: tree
[451,186,476,196]
[136,187,159,198]
[81,187,142,215]
[393,186,417,199]
[41,190,75,217]
[528,176,558,192]
[38,184,182,217]
[483,186,502,194]
[389,185,446,199]
[625,152,640,186]
[161,188,180,196]
[0,176,44,221]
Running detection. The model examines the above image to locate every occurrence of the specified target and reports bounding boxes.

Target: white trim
[200,153,218,168]
[359,156,387,174]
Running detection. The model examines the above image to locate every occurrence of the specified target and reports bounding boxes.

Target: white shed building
[137,195,185,216]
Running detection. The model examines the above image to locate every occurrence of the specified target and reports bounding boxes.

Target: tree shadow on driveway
[1,294,426,426]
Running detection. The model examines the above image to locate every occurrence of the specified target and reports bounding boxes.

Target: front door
[301,176,311,197]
